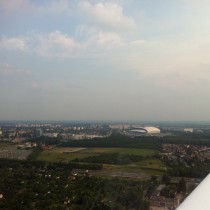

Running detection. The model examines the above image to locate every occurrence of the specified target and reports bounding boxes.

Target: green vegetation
[33,146,166,175]
[159,176,186,198]
[73,153,145,165]
[168,164,210,178]
[59,134,161,150]
[102,159,166,175]
[27,148,43,160]
[35,147,158,162]
[29,133,210,179]
[162,134,210,146]
[2,132,208,209]
[27,136,60,145]
[0,159,151,210]
[30,133,210,148]
[78,147,159,156]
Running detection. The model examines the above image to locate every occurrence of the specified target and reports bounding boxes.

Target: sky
[0,0,210,121]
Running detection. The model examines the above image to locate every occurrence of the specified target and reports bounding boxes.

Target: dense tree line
[27,148,43,160]
[0,159,151,210]
[59,134,161,150]
[58,133,210,149]
[73,153,145,165]
[28,133,210,149]
[0,158,102,171]
[26,136,61,145]
[162,134,210,146]
[168,164,210,178]
[159,175,186,198]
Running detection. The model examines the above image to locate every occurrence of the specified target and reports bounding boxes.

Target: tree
[178,178,186,193]
[162,174,170,185]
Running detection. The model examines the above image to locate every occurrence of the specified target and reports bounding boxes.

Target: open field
[0,144,32,160]
[36,147,159,162]
[102,158,166,175]
[78,147,159,156]
[35,147,165,175]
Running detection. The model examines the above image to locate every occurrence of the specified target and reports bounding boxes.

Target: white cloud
[0,37,28,51]
[105,33,210,90]
[0,29,124,58]
[0,0,30,11]
[0,62,31,77]
[96,31,122,47]
[86,30,123,50]
[41,0,72,14]
[35,30,123,57]
[0,63,11,76]
[130,39,145,45]
[79,1,136,29]
[0,1,136,31]
[31,82,47,90]
[76,25,123,48]
[35,31,85,58]
[0,0,73,15]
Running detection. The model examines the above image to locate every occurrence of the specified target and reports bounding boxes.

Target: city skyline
[1,0,210,121]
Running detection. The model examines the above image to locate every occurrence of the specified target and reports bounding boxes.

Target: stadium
[129,126,160,135]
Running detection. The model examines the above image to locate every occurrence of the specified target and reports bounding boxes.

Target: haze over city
[0,0,210,121]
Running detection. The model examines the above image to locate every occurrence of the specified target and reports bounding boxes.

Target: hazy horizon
[1,1,210,121]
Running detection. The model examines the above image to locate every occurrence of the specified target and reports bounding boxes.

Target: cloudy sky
[0,0,210,121]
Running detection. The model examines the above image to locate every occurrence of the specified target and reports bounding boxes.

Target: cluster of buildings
[0,123,112,142]
[161,127,203,134]
[1,122,210,143]
[109,124,161,136]
[161,144,210,166]
[150,184,180,210]
[0,122,163,143]
[0,144,33,160]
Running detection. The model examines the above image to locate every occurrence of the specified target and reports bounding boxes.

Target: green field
[36,147,158,162]
[102,158,166,175]
[78,147,159,156]
[36,147,165,175]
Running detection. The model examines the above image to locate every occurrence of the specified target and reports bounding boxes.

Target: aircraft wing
[176,173,210,210]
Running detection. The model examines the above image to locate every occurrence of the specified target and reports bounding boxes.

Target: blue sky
[0,0,210,121]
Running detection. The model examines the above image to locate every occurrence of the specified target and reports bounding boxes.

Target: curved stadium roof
[130,126,160,134]
[144,126,160,134]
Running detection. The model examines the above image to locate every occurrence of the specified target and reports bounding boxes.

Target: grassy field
[36,147,158,162]
[78,147,159,156]
[35,146,165,175]
[102,158,166,175]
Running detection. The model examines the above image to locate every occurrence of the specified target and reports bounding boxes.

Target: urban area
[0,121,210,210]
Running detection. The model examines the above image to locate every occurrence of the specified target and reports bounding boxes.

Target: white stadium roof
[130,126,160,134]
[144,126,160,134]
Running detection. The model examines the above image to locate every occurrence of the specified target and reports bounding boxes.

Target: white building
[129,126,160,135]
[184,128,194,133]
[43,133,59,138]
[144,126,161,134]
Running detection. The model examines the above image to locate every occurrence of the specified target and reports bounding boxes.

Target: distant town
[0,121,210,210]
[0,121,209,143]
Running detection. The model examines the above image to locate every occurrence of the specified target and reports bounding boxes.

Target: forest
[58,133,210,149]
[0,159,153,210]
